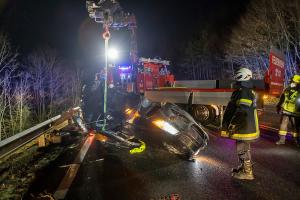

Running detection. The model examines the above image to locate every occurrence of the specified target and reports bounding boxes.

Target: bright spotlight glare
[108,48,118,60]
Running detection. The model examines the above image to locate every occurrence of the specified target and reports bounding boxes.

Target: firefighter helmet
[234,68,253,81]
[292,75,300,84]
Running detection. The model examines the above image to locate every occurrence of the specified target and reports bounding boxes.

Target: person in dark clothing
[82,73,105,129]
[221,68,260,180]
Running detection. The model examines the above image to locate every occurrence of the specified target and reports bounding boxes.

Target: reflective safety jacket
[277,87,300,116]
[221,81,260,141]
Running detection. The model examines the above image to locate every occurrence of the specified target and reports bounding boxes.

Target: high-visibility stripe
[279,130,288,136]
[221,131,229,137]
[254,109,259,135]
[230,109,260,140]
[237,99,252,106]
[231,132,259,140]
[282,90,299,113]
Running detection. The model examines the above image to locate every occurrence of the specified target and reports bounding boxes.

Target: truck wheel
[191,105,215,125]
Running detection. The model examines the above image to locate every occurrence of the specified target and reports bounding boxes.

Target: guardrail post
[38,134,46,147]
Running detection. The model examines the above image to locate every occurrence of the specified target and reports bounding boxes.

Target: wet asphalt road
[25,104,300,200]
[26,128,300,200]
[63,130,300,200]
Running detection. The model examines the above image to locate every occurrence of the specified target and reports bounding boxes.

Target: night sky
[0,0,250,66]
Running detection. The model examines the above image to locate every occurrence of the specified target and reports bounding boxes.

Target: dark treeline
[177,0,300,81]
[0,33,81,141]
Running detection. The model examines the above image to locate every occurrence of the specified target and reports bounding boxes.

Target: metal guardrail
[0,107,81,159]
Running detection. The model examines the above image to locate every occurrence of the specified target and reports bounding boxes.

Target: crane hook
[102,24,110,40]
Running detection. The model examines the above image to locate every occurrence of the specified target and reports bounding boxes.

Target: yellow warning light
[125,108,133,115]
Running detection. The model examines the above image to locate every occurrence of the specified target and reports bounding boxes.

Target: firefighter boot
[232,160,254,180]
[276,135,286,145]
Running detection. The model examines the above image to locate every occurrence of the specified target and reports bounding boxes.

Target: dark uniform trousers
[277,87,300,138]
[279,114,300,138]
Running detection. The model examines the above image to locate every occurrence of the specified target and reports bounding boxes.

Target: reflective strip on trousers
[279,130,288,136]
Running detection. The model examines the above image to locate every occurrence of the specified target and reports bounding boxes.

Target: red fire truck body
[137,58,175,93]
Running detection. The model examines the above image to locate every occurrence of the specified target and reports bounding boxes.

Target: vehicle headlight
[152,119,179,135]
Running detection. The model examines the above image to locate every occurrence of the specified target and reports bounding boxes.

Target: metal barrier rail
[0,107,81,159]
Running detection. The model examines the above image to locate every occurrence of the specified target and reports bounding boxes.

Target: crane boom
[86,0,138,65]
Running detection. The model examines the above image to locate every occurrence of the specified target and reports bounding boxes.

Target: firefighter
[276,74,300,146]
[82,72,105,128]
[221,68,259,180]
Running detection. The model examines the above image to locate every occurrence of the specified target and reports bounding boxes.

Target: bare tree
[27,48,82,122]
[0,37,82,141]
[0,33,20,140]
[13,72,31,132]
[69,67,82,106]
[27,49,48,122]
[225,0,300,81]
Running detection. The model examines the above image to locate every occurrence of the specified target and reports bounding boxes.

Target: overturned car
[82,83,209,160]
[125,98,209,160]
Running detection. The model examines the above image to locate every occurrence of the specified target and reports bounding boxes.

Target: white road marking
[58,163,79,168]
[53,135,95,199]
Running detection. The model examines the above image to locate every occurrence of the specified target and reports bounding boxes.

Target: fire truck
[135,48,285,126]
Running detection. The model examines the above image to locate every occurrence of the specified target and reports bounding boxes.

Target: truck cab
[136,58,175,93]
